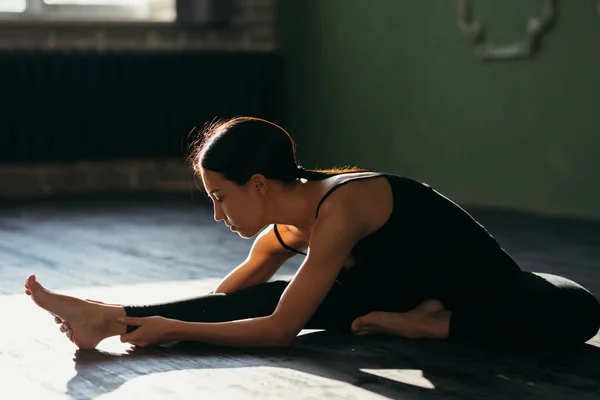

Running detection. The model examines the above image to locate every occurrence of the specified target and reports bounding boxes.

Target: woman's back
[275,171,522,304]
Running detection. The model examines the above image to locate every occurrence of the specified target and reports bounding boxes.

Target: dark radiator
[0,50,283,163]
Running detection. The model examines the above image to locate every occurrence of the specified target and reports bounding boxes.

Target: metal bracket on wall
[458,0,557,61]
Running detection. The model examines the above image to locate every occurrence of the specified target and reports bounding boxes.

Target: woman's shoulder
[315,172,394,237]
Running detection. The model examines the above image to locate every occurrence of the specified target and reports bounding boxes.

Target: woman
[25,116,600,350]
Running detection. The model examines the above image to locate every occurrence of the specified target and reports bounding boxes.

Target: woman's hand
[116,316,179,347]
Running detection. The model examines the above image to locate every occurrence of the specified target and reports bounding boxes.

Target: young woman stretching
[25,117,600,350]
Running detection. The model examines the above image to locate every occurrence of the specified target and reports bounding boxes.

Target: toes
[357,325,382,336]
[26,274,49,293]
[354,326,378,336]
[352,321,373,335]
[60,323,71,333]
[352,312,381,331]
[55,317,62,324]
[26,274,37,289]
[354,328,367,336]
[351,318,363,333]
[352,312,392,336]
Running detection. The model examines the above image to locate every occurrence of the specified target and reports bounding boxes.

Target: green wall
[278,0,600,220]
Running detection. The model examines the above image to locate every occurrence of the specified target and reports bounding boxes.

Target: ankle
[100,305,128,338]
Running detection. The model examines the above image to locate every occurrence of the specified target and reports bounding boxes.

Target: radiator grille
[0,50,283,163]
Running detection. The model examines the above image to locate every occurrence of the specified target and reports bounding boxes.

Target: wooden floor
[1,192,600,400]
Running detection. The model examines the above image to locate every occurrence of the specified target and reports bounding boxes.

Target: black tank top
[274,172,520,287]
[274,172,387,256]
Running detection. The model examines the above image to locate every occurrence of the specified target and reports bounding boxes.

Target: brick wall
[0,160,194,199]
[0,0,277,52]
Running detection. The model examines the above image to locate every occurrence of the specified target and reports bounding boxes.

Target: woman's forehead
[201,170,227,191]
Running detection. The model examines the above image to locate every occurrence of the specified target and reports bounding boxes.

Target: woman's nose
[213,204,225,222]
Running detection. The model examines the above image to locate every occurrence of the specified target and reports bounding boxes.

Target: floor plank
[1,193,599,400]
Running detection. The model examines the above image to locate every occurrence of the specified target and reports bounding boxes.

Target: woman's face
[201,169,266,239]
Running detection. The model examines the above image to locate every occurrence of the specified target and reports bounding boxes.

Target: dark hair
[187,116,368,188]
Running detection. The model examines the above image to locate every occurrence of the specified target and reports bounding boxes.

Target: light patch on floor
[360,369,435,389]
[94,367,395,400]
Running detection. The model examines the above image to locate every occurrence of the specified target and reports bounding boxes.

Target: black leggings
[124,271,600,348]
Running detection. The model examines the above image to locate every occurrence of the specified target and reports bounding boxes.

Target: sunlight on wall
[0,0,26,12]
[45,0,153,4]
[0,0,175,21]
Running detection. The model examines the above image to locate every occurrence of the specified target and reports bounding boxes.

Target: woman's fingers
[60,322,71,333]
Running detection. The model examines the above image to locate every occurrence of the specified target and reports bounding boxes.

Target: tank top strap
[273,224,307,256]
[314,172,385,219]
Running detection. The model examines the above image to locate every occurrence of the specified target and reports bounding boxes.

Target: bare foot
[351,299,450,339]
[24,274,127,349]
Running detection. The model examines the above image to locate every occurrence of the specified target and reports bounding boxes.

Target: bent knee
[580,292,600,340]
[560,290,600,344]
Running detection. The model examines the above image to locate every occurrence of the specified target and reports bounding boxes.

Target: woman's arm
[211,225,298,294]
[165,192,366,347]
[169,315,286,347]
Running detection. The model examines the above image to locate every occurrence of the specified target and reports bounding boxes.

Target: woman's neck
[263,179,324,232]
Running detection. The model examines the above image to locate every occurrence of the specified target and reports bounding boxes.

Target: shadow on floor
[66,331,600,400]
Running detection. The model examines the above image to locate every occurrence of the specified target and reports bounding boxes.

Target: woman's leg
[449,272,600,348]
[350,272,600,347]
[26,274,358,349]
[123,279,357,333]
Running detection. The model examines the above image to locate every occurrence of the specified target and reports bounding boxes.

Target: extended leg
[123,279,357,333]
[27,273,359,349]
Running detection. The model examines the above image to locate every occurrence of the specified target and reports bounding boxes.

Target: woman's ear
[250,174,267,196]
